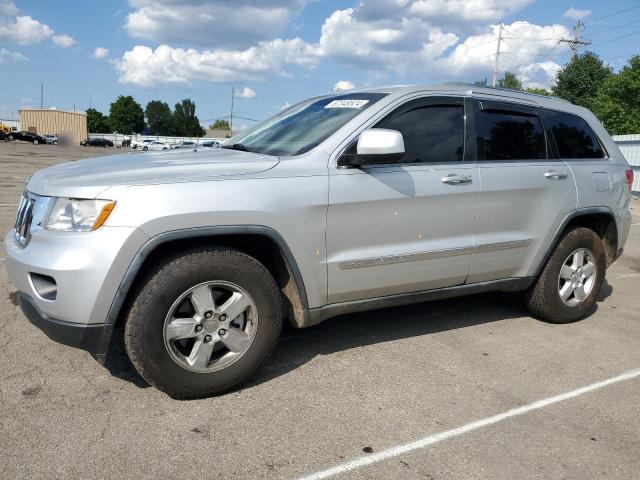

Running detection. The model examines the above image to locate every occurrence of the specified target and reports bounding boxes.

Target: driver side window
[374,100,465,163]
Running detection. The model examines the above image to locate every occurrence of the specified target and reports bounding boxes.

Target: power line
[583,18,640,37]
[590,28,640,47]
[589,4,640,22]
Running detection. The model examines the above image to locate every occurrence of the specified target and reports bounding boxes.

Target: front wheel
[142,146,148,151]
[33,139,39,144]
[526,227,606,323]
[124,248,283,398]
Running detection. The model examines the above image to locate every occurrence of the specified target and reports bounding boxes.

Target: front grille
[15,193,35,246]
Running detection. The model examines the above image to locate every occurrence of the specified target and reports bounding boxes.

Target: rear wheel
[142,146,148,151]
[526,227,605,323]
[33,139,39,144]
[124,248,283,398]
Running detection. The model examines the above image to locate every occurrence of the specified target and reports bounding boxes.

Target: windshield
[223,92,388,156]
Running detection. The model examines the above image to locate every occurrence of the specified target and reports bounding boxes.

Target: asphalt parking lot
[1,141,639,479]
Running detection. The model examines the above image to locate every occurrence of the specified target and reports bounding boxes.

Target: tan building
[19,109,88,145]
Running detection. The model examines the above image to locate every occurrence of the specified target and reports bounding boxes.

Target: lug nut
[204,335,212,342]
[204,311,213,319]
[219,314,227,322]
[195,325,203,332]
[218,328,227,336]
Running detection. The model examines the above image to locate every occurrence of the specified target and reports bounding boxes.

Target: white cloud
[124,0,305,49]
[93,47,109,59]
[517,61,562,90]
[52,34,75,48]
[0,4,75,48]
[116,39,320,86]
[0,15,53,44]
[409,0,534,25]
[236,87,256,98]
[332,80,355,91]
[0,0,18,16]
[114,0,570,91]
[564,7,592,20]
[279,101,291,110]
[0,47,27,63]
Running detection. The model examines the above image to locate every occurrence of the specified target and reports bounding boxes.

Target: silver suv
[5,84,634,398]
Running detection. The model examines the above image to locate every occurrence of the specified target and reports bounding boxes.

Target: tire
[53,140,58,145]
[124,247,283,398]
[8,135,13,141]
[142,146,148,151]
[526,227,606,323]
[33,139,39,144]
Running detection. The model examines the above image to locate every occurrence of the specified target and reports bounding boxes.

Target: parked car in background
[174,141,196,149]
[6,131,46,144]
[4,85,633,398]
[44,134,59,145]
[142,141,170,151]
[131,139,153,150]
[0,131,7,141]
[81,138,114,147]
[201,140,221,148]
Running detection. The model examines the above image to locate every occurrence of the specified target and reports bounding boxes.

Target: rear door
[326,96,479,303]
[468,98,577,283]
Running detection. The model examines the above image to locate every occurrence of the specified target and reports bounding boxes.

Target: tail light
[625,169,634,192]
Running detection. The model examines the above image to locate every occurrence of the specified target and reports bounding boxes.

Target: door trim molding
[337,239,531,270]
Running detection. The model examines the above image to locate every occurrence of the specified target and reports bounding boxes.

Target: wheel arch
[535,207,619,279]
[96,226,310,362]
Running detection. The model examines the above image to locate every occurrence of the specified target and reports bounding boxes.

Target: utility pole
[40,82,43,109]
[229,86,235,137]
[491,23,503,87]
[558,20,591,60]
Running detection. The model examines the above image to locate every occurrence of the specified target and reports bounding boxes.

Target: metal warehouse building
[613,134,640,194]
[19,109,87,145]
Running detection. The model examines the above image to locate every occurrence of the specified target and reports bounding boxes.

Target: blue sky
[1,0,639,130]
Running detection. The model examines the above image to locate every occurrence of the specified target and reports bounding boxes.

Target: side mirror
[338,128,405,167]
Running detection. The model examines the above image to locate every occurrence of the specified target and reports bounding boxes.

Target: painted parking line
[297,367,640,480]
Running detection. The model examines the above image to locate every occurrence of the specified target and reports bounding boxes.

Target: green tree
[173,98,205,137]
[145,100,174,135]
[552,52,612,110]
[108,95,145,134]
[524,87,550,96]
[86,108,110,133]
[592,55,640,135]
[498,71,523,90]
[209,119,230,130]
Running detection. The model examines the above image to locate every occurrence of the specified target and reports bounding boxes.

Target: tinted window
[475,108,546,160]
[373,104,464,163]
[545,110,605,159]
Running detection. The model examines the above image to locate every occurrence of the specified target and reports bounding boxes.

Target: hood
[27,148,280,198]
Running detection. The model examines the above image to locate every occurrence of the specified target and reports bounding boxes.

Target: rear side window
[375,104,464,163]
[544,110,605,159]
[475,107,546,160]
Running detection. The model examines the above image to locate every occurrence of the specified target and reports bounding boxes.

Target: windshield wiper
[221,143,251,152]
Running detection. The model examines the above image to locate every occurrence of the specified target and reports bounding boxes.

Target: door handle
[544,170,568,179]
[441,174,472,184]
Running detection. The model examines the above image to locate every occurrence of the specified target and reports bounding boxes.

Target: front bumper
[4,226,148,358]
[18,292,108,356]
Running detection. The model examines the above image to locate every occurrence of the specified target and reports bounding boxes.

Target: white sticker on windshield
[325,99,370,109]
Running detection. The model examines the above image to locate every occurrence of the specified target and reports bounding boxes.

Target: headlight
[45,198,116,232]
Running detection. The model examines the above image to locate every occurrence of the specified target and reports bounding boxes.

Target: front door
[326,96,479,303]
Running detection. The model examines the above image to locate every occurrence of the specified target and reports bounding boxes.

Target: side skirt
[305,277,534,327]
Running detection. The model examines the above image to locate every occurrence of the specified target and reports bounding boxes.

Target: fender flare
[533,206,617,279]
[94,225,309,361]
